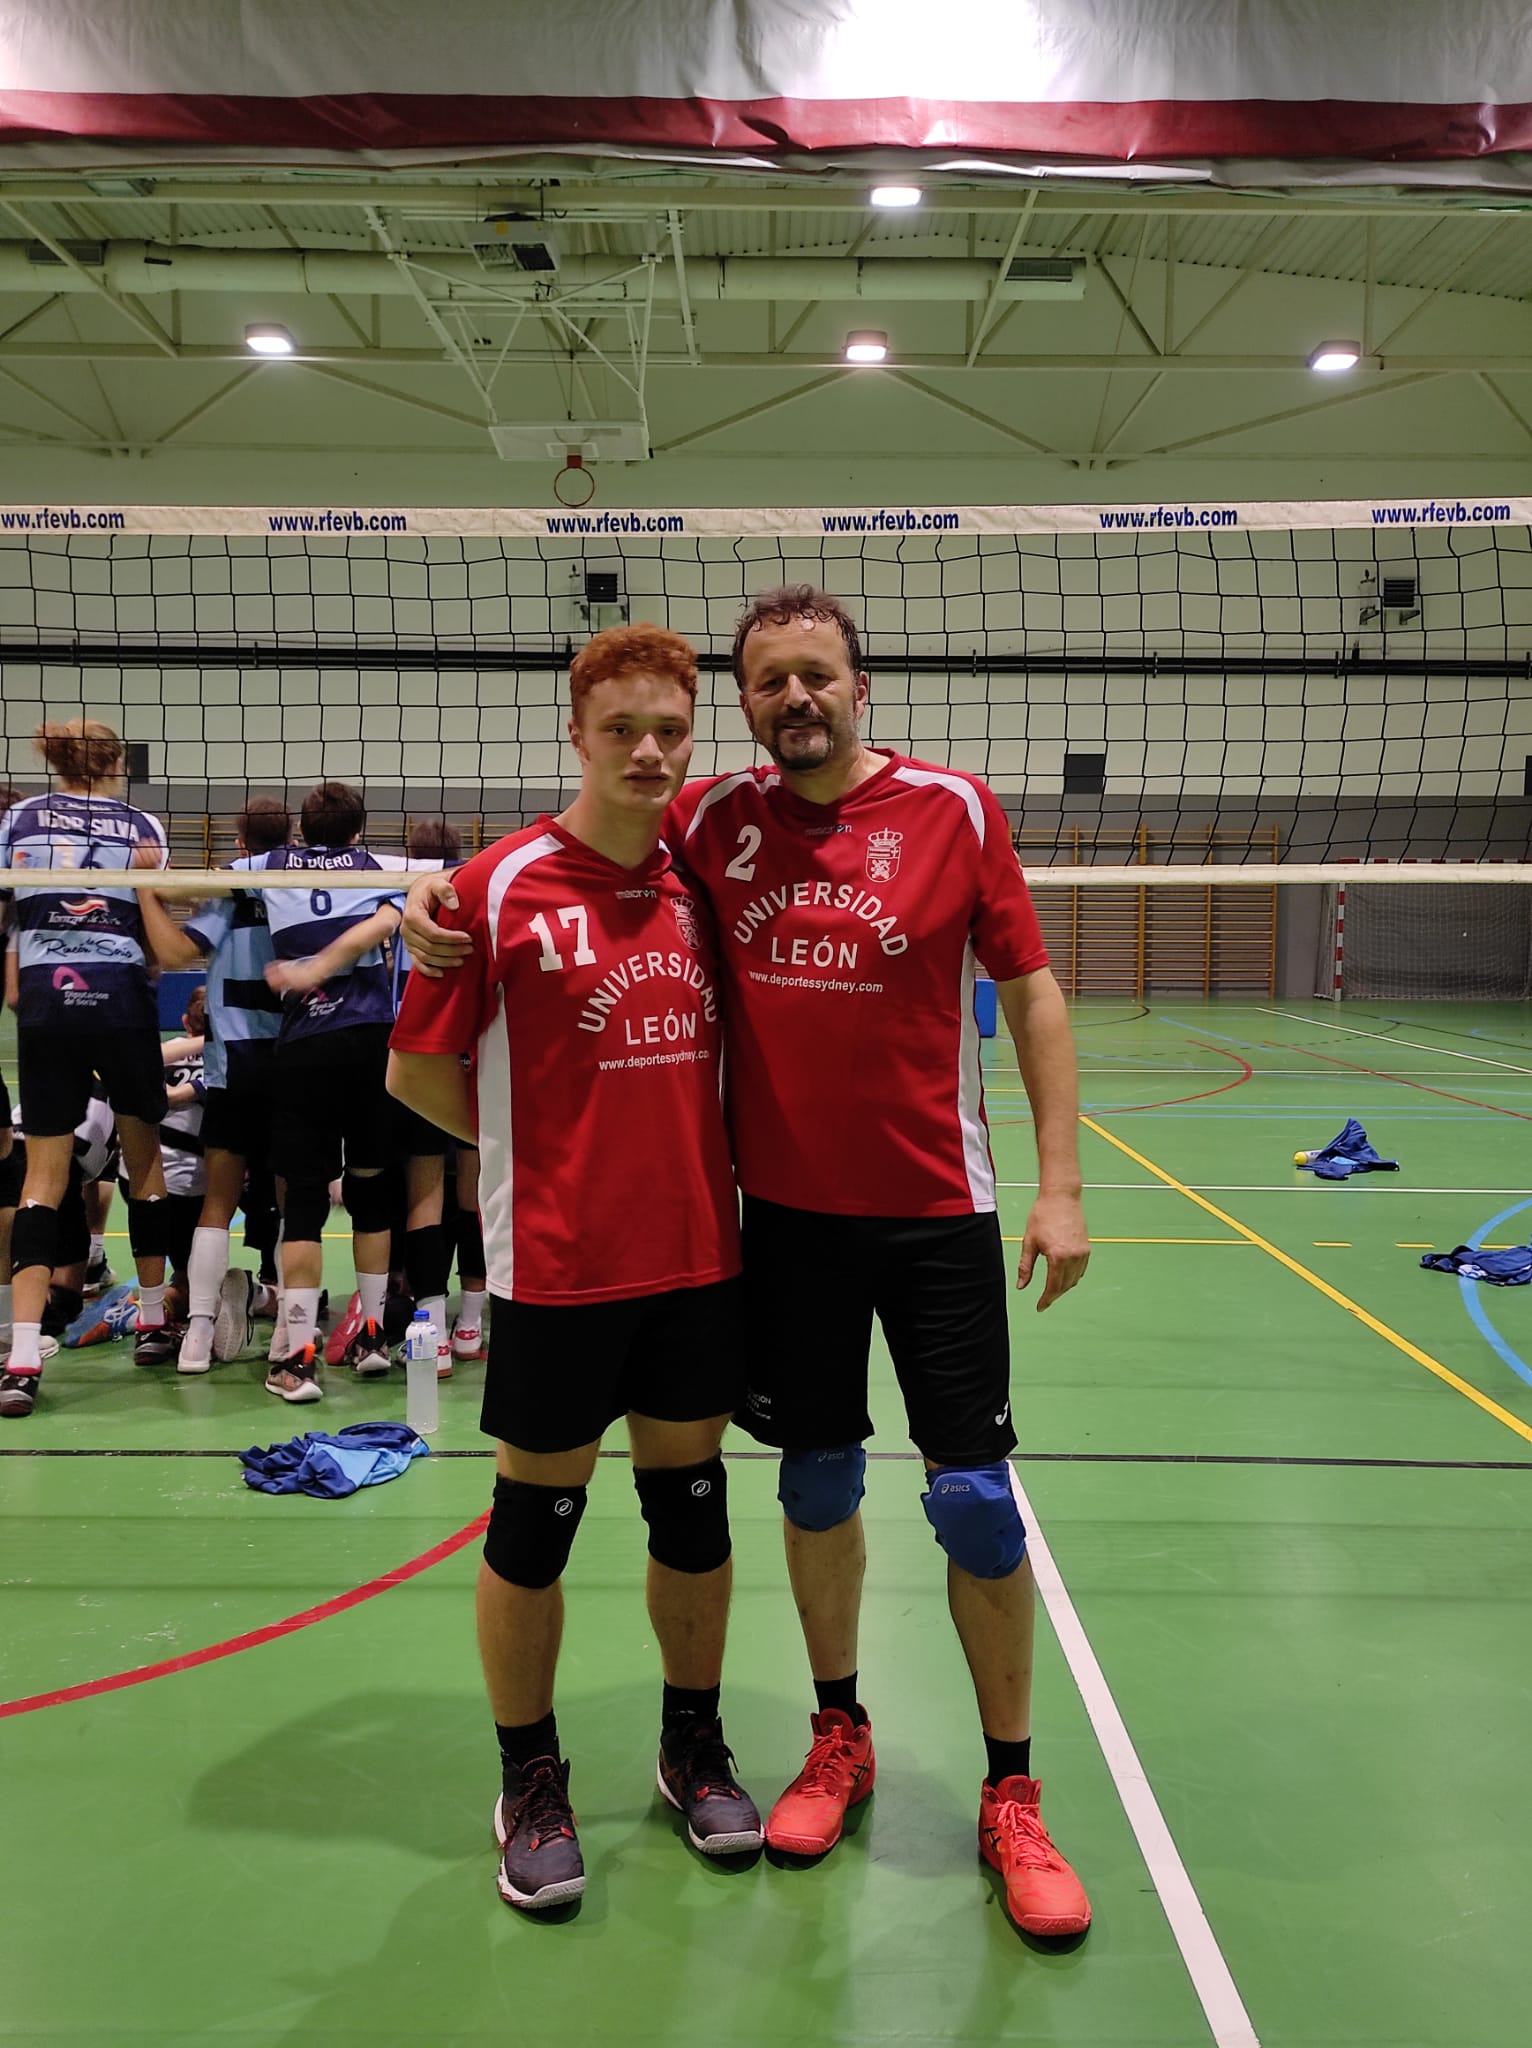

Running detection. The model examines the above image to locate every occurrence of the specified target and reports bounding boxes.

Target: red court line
[1281,1042,1532,1123]
[991,1038,1252,1125]
[0,1510,489,1720]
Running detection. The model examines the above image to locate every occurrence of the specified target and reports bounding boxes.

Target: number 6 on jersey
[529,904,598,972]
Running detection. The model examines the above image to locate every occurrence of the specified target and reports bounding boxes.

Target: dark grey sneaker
[494,1756,585,1909]
[0,1367,41,1419]
[657,1720,764,1855]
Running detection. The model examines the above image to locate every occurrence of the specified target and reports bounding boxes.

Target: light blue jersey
[0,791,168,1030]
[184,856,283,1089]
[260,845,403,1044]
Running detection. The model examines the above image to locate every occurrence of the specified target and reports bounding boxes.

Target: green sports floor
[6,998,1532,2048]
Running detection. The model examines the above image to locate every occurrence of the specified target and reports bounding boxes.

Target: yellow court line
[1002,1234,1247,1246]
[1078,1113,1532,1451]
[1312,1241,1352,1248]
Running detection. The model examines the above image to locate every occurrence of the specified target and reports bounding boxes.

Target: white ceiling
[1,165,1529,506]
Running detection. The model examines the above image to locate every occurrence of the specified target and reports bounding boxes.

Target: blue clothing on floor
[1420,1244,1532,1286]
[239,1422,430,1497]
[1298,1117,1399,1180]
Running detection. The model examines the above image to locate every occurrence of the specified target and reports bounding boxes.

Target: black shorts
[272,1024,392,1185]
[200,1044,277,1164]
[737,1198,1017,1465]
[481,1275,745,1455]
[389,1091,453,1161]
[16,1024,166,1139]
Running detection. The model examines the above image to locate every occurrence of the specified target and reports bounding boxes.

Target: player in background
[400,588,1094,1939]
[388,624,760,1913]
[138,795,293,1373]
[259,782,402,1402]
[129,990,208,1363]
[0,720,173,1420]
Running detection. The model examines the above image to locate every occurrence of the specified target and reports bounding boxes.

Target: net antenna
[1,498,1527,999]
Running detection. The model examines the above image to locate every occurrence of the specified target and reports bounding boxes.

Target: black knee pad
[456,1207,486,1281]
[403,1224,451,1302]
[482,1474,588,1590]
[632,1456,731,1575]
[282,1180,330,1246]
[127,1195,170,1262]
[342,1169,394,1236]
[56,1177,90,1268]
[10,1201,60,1279]
[0,1149,22,1209]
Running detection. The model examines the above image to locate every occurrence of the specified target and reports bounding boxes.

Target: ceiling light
[844,330,889,364]
[1307,339,1361,374]
[245,323,296,356]
[869,184,922,208]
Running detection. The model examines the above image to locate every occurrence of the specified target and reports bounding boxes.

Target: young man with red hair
[388,624,761,1913]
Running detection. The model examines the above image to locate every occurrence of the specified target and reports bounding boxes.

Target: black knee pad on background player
[403,1224,451,1301]
[456,1207,486,1280]
[127,1195,170,1262]
[56,1178,90,1268]
[282,1180,330,1247]
[632,1457,732,1574]
[482,1474,588,1590]
[0,1150,22,1209]
[9,1201,59,1278]
[342,1169,394,1236]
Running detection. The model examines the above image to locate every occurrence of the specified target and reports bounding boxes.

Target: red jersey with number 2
[390,818,740,1305]
[666,752,1048,1219]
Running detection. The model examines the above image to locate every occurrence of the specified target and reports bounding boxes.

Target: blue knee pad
[921,1464,1027,1579]
[778,1445,866,1533]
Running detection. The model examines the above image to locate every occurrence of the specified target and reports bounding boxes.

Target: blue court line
[1157,1015,1265,1050]
[1455,1196,1532,1390]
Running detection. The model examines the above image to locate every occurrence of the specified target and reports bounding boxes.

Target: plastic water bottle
[405,1308,440,1436]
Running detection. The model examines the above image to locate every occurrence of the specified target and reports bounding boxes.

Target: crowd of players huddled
[0,717,484,1420]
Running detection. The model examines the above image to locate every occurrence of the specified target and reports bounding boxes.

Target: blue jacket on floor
[239,1423,430,1497]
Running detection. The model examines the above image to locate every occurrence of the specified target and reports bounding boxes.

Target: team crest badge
[672,893,702,951]
[865,827,903,882]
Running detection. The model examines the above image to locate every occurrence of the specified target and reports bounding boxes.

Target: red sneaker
[323,1291,363,1367]
[979,1776,1091,1936]
[765,1709,875,1855]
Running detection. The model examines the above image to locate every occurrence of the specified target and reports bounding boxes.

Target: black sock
[984,1734,1032,1788]
[814,1674,868,1726]
[496,1711,559,1778]
[661,1682,720,1751]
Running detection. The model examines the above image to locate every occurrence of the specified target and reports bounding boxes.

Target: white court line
[1010,1468,1260,2048]
[1253,1007,1532,1078]
[1002,1183,1532,1196]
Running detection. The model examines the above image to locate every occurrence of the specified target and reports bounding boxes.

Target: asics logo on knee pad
[690,1477,711,1498]
[553,1496,576,1516]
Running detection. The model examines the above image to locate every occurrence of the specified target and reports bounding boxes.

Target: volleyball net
[2,499,1528,998]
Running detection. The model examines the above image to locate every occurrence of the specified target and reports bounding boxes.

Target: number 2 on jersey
[529,904,597,972]
[724,824,762,882]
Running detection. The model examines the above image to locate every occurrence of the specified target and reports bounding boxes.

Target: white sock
[358,1271,388,1327]
[456,1288,486,1332]
[89,1234,106,1266]
[137,1284,166,1327]
[180,1316,213,1362]
[9,1321,42,1371]
[188,1227,231,1321]
[284,1287,321,1351]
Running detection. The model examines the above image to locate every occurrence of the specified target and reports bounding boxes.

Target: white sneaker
[450,1321,484,1362]
[213,1268,254,1362]
[436,1341,454,1381]
[177,1317,215,1375]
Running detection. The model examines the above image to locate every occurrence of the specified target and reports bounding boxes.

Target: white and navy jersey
[184,856,283,1089]
[13,1087,117,1183]
[260,845,403,1044]
[0,792,168,1030]
[159,1042,206,1197]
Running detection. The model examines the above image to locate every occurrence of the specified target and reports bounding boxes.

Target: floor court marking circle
[0,1509,489,1721]
[1456,1195,1532,1391]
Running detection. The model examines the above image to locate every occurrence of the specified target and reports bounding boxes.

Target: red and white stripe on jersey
[667,751,1049,1220]
[390,817,740,1306]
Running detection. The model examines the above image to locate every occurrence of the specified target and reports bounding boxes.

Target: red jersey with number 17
[389,818,740,1306]
[666,751,1049,1219]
